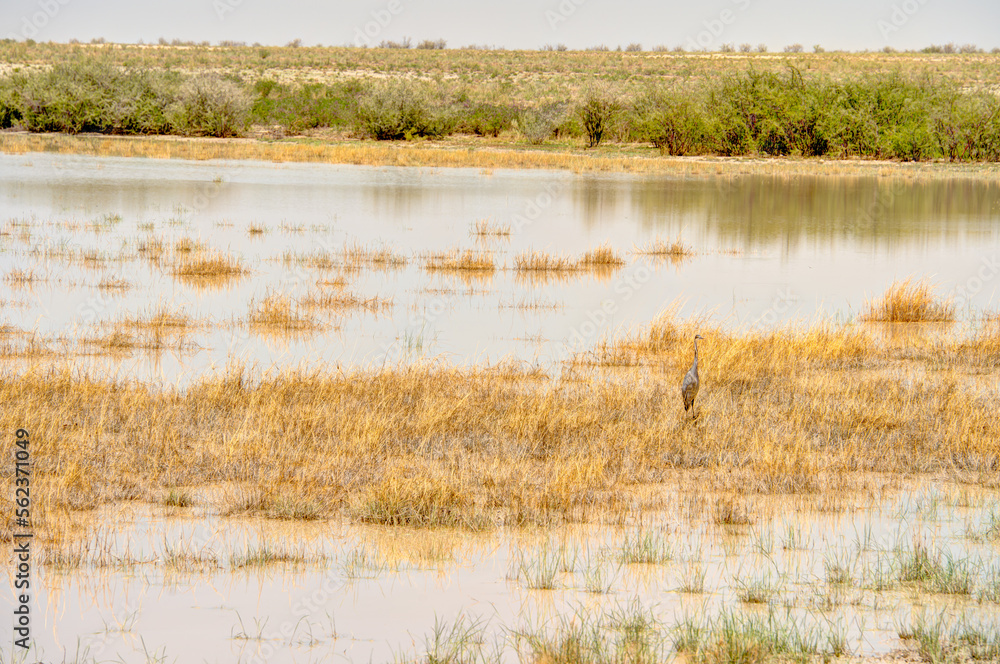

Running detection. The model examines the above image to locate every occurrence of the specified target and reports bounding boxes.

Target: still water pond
[1,153,999,384]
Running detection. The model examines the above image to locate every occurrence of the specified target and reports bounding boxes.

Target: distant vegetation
[1,43,1000,162]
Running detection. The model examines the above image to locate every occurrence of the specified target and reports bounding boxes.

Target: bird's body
[681,334,704,417]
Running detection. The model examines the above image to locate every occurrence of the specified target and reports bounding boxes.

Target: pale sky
[3,0,999,52]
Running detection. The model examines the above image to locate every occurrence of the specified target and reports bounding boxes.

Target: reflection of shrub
[167,75,250,137]
[354,81,456,140]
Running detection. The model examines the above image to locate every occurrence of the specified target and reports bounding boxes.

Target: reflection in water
[1,153,998,385]
[623,175,1000,250]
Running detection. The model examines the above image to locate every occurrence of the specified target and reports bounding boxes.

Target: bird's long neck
[691,340,699,372]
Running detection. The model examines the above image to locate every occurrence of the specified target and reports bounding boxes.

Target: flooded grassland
[1,153,1000,663]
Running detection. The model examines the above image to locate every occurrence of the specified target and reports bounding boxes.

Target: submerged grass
[171,251,247,285]
[247,291,322,333]
[422,249,497,274]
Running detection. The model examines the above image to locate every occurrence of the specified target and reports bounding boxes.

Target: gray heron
[681,334,704,417]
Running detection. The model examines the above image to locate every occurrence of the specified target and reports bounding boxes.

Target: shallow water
[1,153,999,385]
[3,484,998,663]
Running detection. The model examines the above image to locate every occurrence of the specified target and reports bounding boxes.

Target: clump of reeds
[301,290,391,314]
[97,276,131,291]
[579,243,626,269]
[342,242,408,270]
[120,306,196,334]
[862,277,956,322]
[423,249,496,273]
[173,237,204,254]
[137,238,166,263]
[247,291,321,332]
[634,237,693,257]
[514,250,579,272]
[470,218,511,237]
[171,252,247,283]
[283,249,337,271]
[5,269,41,286]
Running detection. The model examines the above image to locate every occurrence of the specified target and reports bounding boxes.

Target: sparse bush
[167,74,250,137]
[379,37,412,49]
[720,43,735,53]
[251,80,361,131]
[625,42,642,52]
[739,43,752,53]
[354,80,456,140]
[417,38,447,49]
[517,104,568,144]
[458,102,521,137]
[577,86,621,147]
[784,43,804,53]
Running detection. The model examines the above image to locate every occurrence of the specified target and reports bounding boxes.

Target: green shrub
[5,60,172,135]
[354,81,456,140]
[166,74,250,137]
[0,79,21,129]
[517,104,570,144]
[577,86,621,147]
[458,102,521,137]
[251,81,360,131]
[634,90,711,156]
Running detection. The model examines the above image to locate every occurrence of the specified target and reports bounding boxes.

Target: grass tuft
[862,277,956,322]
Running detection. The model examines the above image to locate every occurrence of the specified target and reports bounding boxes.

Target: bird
[681,334,704,418]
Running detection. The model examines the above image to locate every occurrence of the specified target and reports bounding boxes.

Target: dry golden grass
[342,242,408,270]
[174,237,204,254]
[514,250,580,273]
[862,277,956,322]
[470,218,512,237]
[423,249,496,273]
[634,237,694,257]
[83,309,198,354]
[121,306,197,334]
[137,238,166,263]
[283,249,337,271]
[580,244,626,269]
[6,133,999,180]
[97,276,132,291]
[171,251,248,286]
[248,292,322,333]
[5,269,41,287]
[4,312,1000,539]
[301,289,391,314]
